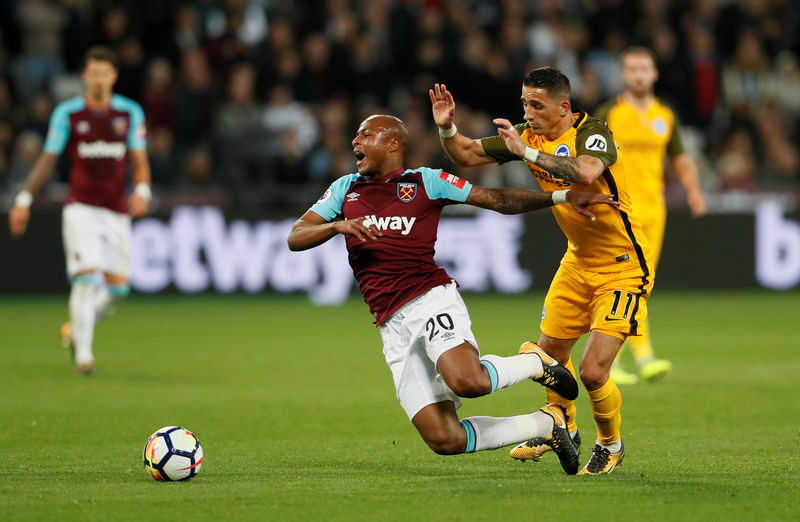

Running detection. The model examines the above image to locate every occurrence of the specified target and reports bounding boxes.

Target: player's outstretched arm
[671,153,707,217]
[465,186,618,220]
[8,152,58,237]
[128,149,152,218]
[288,210,383,251]
[429,83,495,168]
[493,118,605,185]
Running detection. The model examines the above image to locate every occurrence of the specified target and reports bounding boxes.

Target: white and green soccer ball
[143,426,203,481]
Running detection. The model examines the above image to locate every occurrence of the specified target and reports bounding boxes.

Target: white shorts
[62,202,131,279]
[379,282,480,420]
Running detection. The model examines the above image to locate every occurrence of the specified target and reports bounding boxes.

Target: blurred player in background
[595,47,707,384]
[8,46,151,375]
[288,114,620,473]
[430,67,652,475]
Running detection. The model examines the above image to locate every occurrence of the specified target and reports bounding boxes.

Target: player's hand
[128,194,149,218]
[429,83,455,130]
[493,118,526,157]
[9,206,31,237]
[687,189,707,217]
[565,190,620,221]
[336,217,383,243]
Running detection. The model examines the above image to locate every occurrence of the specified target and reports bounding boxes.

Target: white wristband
[523,147,539,164]
[438,124,457,138]
[133,183,152,202]
[552,189,569,205]
[14,190,33,208]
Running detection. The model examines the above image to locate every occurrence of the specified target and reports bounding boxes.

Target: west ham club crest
[112,116,128,136]
[397,182,417,202]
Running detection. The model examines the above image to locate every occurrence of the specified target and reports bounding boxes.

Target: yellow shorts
[540,261,655,341]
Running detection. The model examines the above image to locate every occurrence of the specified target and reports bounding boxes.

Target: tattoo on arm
[467,186,553,215]
[534,152,583,183]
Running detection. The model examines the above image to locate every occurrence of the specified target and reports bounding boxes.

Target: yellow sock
[587,378,622,445]
[627,317,654,364]
[544,357,578,433]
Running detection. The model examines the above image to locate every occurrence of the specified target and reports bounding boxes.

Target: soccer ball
[143,426,204,481]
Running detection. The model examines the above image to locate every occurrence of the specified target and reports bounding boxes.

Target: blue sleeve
[112,95,147,150]
[308,174,359,221]
[419,167,473,203]
[43,101,74,154]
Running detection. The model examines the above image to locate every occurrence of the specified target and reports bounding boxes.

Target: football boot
[519,341,578,400]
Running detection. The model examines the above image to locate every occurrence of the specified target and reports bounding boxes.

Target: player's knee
[422,427,464,455]
[444,372,490,398]
[579,366,607,390]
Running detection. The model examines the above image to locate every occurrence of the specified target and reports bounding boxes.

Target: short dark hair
[522,66,571,101]
[620,46,657,65]
[84,46,117,68]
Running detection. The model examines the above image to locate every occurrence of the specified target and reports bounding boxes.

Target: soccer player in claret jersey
[8,46,151,375]
[595,47,707,384]
[288,114,620,473]
[430,67,654,475]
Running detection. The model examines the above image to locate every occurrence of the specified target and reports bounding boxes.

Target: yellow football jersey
[595,97,684,213]
[481,111,652,275]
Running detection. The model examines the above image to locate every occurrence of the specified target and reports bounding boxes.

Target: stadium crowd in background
[1,0,799,210]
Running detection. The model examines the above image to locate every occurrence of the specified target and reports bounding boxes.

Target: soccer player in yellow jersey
[595,47,707,384]
[429,66,653,474]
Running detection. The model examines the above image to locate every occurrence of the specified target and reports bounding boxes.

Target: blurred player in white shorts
[62,203,131,281]
[9,47,151,375]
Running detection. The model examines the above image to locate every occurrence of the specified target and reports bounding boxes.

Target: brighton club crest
[397,182,417,202]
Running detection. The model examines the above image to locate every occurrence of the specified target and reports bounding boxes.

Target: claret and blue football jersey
[309,167,473,324]
[44,94,147,213]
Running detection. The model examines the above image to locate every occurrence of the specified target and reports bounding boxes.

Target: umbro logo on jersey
[362,214,416,235]
[346,192,360,202]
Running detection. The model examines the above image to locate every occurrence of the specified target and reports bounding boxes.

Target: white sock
[460,411,553,452]
[597,439,622,453]
[94,285,119,322]
[480,353,543,393]
[69,282,96,365]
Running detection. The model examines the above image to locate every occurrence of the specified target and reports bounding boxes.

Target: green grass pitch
[1,290,798,521]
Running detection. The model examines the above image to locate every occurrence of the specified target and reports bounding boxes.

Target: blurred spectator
[214,62,268,204]
[714,126,759,192]
[18,91,52,138]
[686,23,719,127]
[148,127,177,188]
[754,102,800,185]
[5,129,42,190]
[140,57,174,133]
[173,47,217,154]
[722,30,777,113]
[13,0,68,98]
[263,84,319,182]
[114,36,146,99]
[179,144,216,188]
